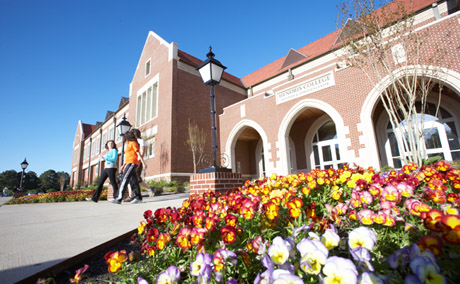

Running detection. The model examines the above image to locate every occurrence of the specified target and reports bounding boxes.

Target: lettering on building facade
[276,71,335,104]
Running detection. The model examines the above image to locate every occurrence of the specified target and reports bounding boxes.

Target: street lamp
[116,114,132,165]
[196,46,230,173]
[19,158,29,191]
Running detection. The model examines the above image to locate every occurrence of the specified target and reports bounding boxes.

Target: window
[144,137,156,158]
[145,59,151,76]
[311,121,344,169]
[96,136,101,154]
[109,126,114,141]
[83,145,89,161]
[91,141,95,157]
[385,103,460,168]
[136,83,158,127]
[102,131,107,149]
[116,126,122,142]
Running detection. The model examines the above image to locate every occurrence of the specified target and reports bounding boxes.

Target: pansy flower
[156,266,181,284]
[296,239,328,275]
[322,256,358,284]
[268,236,290,266]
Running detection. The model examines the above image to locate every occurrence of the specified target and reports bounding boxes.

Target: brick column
[190,171,242,195]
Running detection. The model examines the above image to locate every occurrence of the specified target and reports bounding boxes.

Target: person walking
[110,130,145,204]
[131,128,155,197]
[86,140,119,202]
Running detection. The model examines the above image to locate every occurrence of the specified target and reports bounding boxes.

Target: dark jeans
[116,163,142,201]
[92,168,118,202]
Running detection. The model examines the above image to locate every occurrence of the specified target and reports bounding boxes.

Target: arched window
[311,121,344,169]
[385,102,460,168]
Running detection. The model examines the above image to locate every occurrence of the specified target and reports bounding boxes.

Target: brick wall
[190,172,242,195]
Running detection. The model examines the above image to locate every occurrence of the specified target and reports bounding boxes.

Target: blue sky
[0,0,343,176]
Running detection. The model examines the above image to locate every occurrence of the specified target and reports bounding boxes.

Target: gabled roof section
[95,121,103,129]
[82,123,95,139]
[241,0,439,88]
[177,49,245,88]
[280,49,308,70]
[334,18,364,46]
[105,111,114,121]
[118,97,129,108]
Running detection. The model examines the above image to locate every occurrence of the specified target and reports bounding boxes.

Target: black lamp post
[19,158,29,191]
[116,114,132,166]
[196,46,231,173]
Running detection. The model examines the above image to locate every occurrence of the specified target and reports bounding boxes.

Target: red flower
[225,214,238,227]
[423,209,444,232]
[221,225,237,244]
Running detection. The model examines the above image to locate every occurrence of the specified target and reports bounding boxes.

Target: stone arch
[360,66,460,167]
[225,120,269,179]
[277,99,349,175]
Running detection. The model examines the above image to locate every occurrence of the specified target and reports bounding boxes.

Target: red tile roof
[178,50,245,88]
[82,123,95,138]
[241,0,438,87]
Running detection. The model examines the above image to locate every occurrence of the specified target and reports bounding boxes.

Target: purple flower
[272,269,303,283]
[226,279,238,284]
[190,253,212,277]
[388,246,411,269]
[156,266,180,284]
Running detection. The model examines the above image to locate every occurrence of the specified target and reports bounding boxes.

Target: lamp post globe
[19,158,28,191]
[196,47,230,173]
[116,114,132,165]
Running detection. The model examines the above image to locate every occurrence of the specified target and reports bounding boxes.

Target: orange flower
[105,250,128,273]
[301,186,311,195]
[221,225,237,244]
[157,232,171,250]
[137,221,147,235]
[265,202,279,220]
[441,215,460,244]
[240,199,255,220]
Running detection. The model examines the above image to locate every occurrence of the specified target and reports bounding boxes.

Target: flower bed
[74,161,460,283]
[7,189,106,204]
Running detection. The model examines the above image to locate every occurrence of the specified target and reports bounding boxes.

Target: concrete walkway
[0,193,189,284]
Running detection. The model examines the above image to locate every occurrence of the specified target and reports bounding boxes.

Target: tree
[39,170,59,192]
[23,171,39,190]
[185,119,207,173]
[56,171,70,191]
[0,170,19,189]
[337,0,451,166]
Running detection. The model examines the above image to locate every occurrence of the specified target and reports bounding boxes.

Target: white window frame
[136,75,159,127]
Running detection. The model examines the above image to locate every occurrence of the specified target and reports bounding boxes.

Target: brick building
[71,0,460,187]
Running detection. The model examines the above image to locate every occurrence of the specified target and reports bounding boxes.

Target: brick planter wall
[190,172,242,195]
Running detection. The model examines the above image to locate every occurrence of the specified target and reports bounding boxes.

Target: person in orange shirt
[110,130,145,204]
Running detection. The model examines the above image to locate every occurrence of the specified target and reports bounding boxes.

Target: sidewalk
[0,193,189,284]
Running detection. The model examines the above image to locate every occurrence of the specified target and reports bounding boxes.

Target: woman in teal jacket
[87,140,119,202]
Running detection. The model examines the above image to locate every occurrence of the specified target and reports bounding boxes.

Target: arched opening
[374,83,460,168]
[286,109,344,172]
[234,126,265,180]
